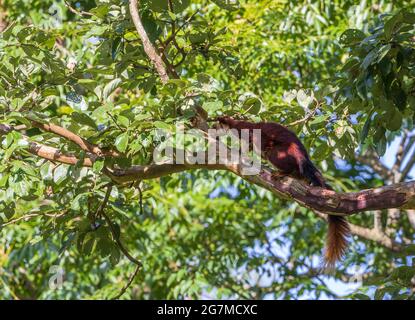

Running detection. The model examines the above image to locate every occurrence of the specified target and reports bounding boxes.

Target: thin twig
[287,98,320,127]
[0,211,66,228]
[162,9,200,49]
[98,185,141,265]
[111,264,141,300]
[106,111,125,132]
[97,184,142,299]
[64,0,93,17]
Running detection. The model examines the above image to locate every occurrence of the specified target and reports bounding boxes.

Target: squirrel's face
[215,116,233,130]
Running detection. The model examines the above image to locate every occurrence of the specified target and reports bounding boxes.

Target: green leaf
[361,49,377,70]
[89,5,110,19]
[375,136,387,156]
[339,29,365,46]
[239,93,262,114]
[103,78,122,100]
[109,246,121,266]
[403,11,415,24]
[115,133,128,153]
[4,203,15,219]
[203,101,223,112]
[153,121,172,130]
[390,266,415,284]
[384,12,403,41]
[117,115,130,128]
[71,112,98,130]
[141,10,162,43]
[374,287,386,300]
[2,21,16,41]
[386,109,402,131]
[144,0,169,12]
[376,44,391,63]
[352,293,371,300]
[282,90,297,103]
[53,165,69,185]
[360,114,371,144]
[93,159,105,173]
[173,0,190,12]
[211,0,240,11]
[296,89,313,108]
[309,115,329,125]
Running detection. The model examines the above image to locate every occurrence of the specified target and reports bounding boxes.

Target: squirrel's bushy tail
[324,215,350,269]
[300,159,350,269]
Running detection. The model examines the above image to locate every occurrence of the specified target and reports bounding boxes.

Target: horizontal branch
[3,123,415,215]
[105,159,415,215]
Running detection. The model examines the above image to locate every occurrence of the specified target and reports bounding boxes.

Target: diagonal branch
[400,147,415,182]
[0,123,95,166]
[356,151,393,182]
[129,0,170,83]
[392,133,408,176]
[348,223,403,252]
[30,120,119,157]
[314,211,402,251]
[64,0,93,17]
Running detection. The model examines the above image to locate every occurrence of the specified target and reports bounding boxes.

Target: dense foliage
[0,0,414,299]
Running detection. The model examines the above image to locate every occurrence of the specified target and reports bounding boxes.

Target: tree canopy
[0,0,415,299]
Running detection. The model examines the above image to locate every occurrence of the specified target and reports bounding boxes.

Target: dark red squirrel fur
[217,116,350,268]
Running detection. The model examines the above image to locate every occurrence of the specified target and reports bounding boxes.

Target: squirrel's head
[215,116,234,130]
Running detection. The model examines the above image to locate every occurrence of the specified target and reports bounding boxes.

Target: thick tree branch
[3,123,415,216]
[106,160,415,215]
